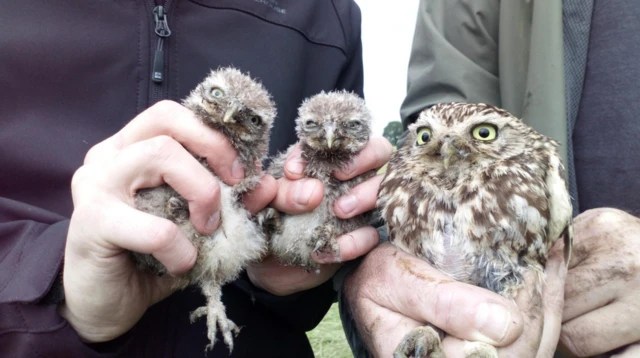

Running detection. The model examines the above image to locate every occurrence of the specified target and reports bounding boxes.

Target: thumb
[370,244,524,346]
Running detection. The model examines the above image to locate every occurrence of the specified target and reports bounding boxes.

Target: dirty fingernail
[232,159,245,180]
[293,179,317,206]
[474,303,511,344]
[337,194,358,215]
[206,211,221,232]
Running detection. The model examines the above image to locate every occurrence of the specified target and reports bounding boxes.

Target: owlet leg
[394,325,445,358]
[190,281,241,352]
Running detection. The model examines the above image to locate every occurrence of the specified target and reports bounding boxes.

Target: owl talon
[255,207,281,239]
[165,196,189,222]
[462,341,498,358]
[311,225,340,261]
[394,326,444,358]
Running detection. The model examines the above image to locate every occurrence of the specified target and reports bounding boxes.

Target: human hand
[344,242,568,358]
[59,101,275,342]
[246,137,393,296]
[558,208,640,357]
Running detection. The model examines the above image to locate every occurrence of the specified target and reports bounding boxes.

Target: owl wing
[545,152,574,265]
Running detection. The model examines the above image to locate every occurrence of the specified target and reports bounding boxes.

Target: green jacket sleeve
[400,0,502,126]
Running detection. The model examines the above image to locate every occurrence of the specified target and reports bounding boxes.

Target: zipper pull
[152,6,171,83]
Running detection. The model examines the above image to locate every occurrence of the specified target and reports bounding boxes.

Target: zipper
[151,5,171,84]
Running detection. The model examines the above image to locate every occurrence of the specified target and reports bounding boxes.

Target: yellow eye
[472,124,497,141]
[416,128,432,145]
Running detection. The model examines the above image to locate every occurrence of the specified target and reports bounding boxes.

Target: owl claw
[394,326,444,358]
[165,196,189,222]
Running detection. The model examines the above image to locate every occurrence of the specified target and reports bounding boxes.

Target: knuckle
[71,165,91,191]
[151,100,184,117]
[84,144,104,164]
[147,220,179,252]
[560,325,589,357]
[432,284,455,328]
[581,207,628,226]
[142,135,178,159]
[201,178,221,206]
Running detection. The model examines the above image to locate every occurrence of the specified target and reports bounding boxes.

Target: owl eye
[416,128,432,145]
[249,115,262,125]
[472,124,497,141]
[305,119,318,128]
[210,87,225,98]
[346,120,362,129]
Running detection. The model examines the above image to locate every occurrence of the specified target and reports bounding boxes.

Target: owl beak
[440,140,458,170]
[325,127,336,148]
[223,103,240,123]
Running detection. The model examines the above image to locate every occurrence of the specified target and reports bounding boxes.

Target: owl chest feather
[382,159,551,286]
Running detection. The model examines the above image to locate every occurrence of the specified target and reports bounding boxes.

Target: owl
[132,67,276,352]
[378,103,573,358]
[265,91,375,271]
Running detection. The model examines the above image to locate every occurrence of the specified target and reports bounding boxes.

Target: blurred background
[356,0,419,136]
[307,1,419,357]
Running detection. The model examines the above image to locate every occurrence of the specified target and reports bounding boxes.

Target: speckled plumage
[379,103,573,358]
[131,67,276,352]
[265,91,375,271]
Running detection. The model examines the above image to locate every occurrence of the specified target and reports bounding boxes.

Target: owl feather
[131,67,276,353]
[265,91,375,271]
[379,103,573,358]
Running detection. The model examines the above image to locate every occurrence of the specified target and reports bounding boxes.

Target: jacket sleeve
[400,0,501,126]
[0,198,132,357]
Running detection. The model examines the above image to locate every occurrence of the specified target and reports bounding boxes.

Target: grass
[307,303,353,358]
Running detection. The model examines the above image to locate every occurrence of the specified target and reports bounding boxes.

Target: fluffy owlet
[265,91,374,271]
[132,67,276,352]
[378,103,573,358]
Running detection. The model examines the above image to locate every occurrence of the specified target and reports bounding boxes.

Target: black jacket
[0,0,363,357]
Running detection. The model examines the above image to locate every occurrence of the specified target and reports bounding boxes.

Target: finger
[333,175,384,219]
[270,177,324,214]
[562,261,619,322]
[107,136,221,235]
[246,255,340,296]
[333,137,393,180]
[612,343,640,358]
[366,244,524,346]
[97,202,197,276]
[243,175,277,215]
[313,226,379,264]
[283,144,306,180]
[561,301,640,357]
[537,251,568,358]
[94,100,243,185]
[496,269,544,358]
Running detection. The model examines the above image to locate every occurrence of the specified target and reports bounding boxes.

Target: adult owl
[132,67,276,352]
[266,91,374,271]
[378,103,573,358]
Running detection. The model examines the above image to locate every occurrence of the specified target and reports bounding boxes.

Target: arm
[0,199,130,357]
[400,0,501,126]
